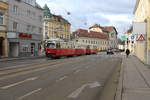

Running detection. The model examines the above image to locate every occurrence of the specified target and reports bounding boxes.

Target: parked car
[106,49,114,55]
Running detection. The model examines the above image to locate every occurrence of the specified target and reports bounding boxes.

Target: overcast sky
[37,0,136,37]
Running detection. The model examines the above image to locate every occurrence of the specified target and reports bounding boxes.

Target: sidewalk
[0,55,45,62]
[116,56,150,100]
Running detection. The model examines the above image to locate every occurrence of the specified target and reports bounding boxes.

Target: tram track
[0,55,89,77]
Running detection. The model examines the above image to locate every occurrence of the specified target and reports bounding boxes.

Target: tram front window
[47,43,56,48]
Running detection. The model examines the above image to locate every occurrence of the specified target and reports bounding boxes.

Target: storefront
[7,32,42,57]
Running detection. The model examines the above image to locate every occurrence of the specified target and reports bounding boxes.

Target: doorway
[9,42,19,57]
[31,43,35,56]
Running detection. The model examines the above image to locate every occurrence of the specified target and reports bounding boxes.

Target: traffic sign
[131,35,135,40]
[137,34,145,41]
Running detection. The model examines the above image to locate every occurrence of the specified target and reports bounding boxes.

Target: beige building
[43,5,71,41]
[0,1,8,57]
[89,24,118,49]
[73,29,109,51]
[133,0,150,63]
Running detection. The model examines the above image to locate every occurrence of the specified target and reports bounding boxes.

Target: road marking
[68,84,87,98]
[68,81,101,99]
[1,77,38,89]
[85,66,89,69]
[74,70,81,74]
[56,76,68,82]
[89,81,101,88]
[17,88,42,100]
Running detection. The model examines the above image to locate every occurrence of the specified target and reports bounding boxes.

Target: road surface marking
[1,77,38,89]
[68,81,101,98]
[68,84,87,98]
[56,76,68,82]
[85,66,89,69]
[17,88,42,100]
[89,81,101,88]
[74,70,81,74]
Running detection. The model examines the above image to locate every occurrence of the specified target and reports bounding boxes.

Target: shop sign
[19,33,32,39]
[7,32,17,38]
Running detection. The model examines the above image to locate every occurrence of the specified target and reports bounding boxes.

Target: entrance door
[9,42,19,57]
[31,43,35,56]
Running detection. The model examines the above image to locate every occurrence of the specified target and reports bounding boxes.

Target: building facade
[133,0,150,63]
[89,24,118,49]
[5,0,43,57]
[43,5,71,41]
[73,29,109,51]
[0,1,8,57]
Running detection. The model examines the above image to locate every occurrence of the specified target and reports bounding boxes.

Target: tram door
[31,43,35,56]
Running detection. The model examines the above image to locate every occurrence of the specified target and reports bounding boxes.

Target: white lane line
[68,81,101,99]
[17,88,42,100]
[1,77,38,89]
[68,84,87,98]
[74,70,81,74]
[56,76,68,82]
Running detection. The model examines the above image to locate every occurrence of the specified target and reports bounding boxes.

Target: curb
[115,58,124,100]
[0,56,45,62]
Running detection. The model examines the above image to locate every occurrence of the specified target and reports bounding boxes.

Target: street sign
[137,34,145,41]
[131,35,135,40]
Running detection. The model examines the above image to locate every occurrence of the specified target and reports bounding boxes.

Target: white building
[4,0,43,57]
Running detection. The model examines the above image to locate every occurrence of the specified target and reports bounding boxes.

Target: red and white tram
[45,38,98,58]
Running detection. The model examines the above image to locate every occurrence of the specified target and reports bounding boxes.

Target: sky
[36,0,136,37]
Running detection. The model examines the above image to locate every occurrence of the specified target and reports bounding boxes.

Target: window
[39,28,42,33]
[31,26,35,32]
[39,15,42,21]
[13,22,18,30]
[27,25,31,32]
[13,5,18,14]
[0,12,3,24]
[27,10,31,16]
[32,12,36,17]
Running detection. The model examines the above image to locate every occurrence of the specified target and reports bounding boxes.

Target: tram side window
[56,43,61,48]
[47,43,56,48]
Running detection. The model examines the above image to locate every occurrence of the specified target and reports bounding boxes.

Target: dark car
[106,49,114,55]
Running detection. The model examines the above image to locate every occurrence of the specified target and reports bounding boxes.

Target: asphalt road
[0,54,122,100]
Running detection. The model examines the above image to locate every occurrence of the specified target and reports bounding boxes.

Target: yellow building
[0,1,8,57]
[73,29,109,51]
[133,0,150,63]
[43,4,71,41]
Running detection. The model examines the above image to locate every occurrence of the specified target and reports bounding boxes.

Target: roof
[43,4,52,18]
[126,26,133,34]
[52,15,71,25]
[74,29,108,39]
[102,26,114,32]
[89,24,118,34]
[89,24,102,29]
[43,4,70,25]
